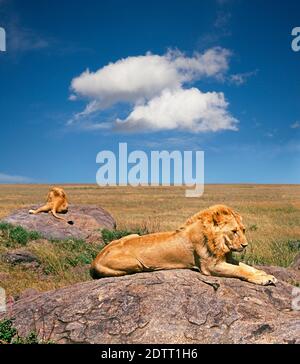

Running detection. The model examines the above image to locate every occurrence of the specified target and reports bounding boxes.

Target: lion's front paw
[28,209,35,214]
[250,273,277,286]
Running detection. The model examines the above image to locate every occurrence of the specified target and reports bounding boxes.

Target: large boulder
[1,267,299,344]
[1,205,116,241]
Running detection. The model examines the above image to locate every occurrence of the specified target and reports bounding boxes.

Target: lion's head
[182,204,248,256]
[209,205,247,253]
[47,187,68,207]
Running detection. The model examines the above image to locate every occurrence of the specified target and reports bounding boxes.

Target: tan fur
[29,187,73,225]
[91,204,277,285]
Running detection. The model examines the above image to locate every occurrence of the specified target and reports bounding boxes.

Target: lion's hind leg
[104,234,140,248]
[29,204,51,215]
[120,234,140,241]
[90,263,128,278]
[91,249,144,279]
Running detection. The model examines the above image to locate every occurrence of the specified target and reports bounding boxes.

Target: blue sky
[0,0,299,184]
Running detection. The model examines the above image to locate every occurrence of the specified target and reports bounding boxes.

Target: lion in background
[91,204,277,286]
[29,187,74,225]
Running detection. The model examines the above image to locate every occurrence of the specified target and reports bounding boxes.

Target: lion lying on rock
[29,187,74,225]
[91,204,277,285]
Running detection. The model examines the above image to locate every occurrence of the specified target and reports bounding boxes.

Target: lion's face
[207,205,248,253]
[220,216,247,252]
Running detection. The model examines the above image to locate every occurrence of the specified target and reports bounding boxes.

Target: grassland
[0,184,300,297]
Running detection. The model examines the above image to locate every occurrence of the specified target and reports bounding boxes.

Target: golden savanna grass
[0,184,300,296]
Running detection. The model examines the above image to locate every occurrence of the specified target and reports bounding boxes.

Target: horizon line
[0,183,299,186]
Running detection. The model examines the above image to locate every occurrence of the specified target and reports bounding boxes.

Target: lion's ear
[201,210,223,228]
[211,207,231,226]
[212,211,224,226]
[212,214,219,226]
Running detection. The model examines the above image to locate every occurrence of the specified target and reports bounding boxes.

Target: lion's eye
[232,229,238,235]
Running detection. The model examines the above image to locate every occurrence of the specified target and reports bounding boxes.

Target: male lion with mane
[29,187,74,225]
[91,204,277,285]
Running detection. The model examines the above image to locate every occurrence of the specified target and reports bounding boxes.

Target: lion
[90,204,277,286]
[29,187,74,225]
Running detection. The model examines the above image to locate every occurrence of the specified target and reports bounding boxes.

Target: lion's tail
[51,210,74,225]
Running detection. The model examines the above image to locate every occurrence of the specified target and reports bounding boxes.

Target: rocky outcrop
[1,267,299,344]
[1,205,116,241]
[1,249,40,266]
[291,252,300,270]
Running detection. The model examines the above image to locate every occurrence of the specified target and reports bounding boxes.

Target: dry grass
[0,184,300,296]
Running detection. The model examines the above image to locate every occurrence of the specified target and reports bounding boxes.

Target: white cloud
[7,21,49,52]
[170,47,231,80]
[115,88,238,132]
[69,47,238,133]
[265,132,274,138]
[214,11,231,29]
[198,8,232,47]
[70,48,230,111]
[291,121,300,129]
[0,173,33,183]
[229,70,258,85]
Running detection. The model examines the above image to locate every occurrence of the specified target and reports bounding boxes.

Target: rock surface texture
[291,252,300,270]
[1,249,39,266]
[1,267,299,344]
[1,205,116,241]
